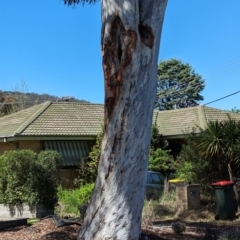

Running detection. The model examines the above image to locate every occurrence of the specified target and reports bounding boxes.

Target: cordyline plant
[194,118,240,204]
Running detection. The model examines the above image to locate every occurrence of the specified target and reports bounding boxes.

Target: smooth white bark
[79,1,167,239]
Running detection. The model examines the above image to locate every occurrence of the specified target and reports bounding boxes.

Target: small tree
[149,148,176,178]
[149,125,176,178]
[76,129,103,186]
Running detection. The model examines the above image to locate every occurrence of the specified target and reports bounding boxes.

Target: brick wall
[0,142,17,155]
[0,140,43,155]
[18,140,43,153]
[176,184,200,215]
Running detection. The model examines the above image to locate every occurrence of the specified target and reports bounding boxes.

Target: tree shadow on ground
[39,226,78,240]
[151,218,240,240]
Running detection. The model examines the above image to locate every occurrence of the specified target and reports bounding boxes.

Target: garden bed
[0,218,28,230]
[1,217,240,240]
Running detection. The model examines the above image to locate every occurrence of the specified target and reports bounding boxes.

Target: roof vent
[57,96,75,102]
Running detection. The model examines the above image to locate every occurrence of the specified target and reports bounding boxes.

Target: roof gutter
[0,135,96,142]
[0,136,13,142]
[161,132,201,140]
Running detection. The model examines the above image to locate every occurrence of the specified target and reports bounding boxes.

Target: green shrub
[57,183,94,216]
[149,148,176,176]
[171,222,186,234]
[0,149,61,208]
[28,150,61,208]
[175,160,196,183]
[0,150,37,205]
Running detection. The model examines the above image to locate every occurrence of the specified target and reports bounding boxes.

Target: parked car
[145,171,165,199]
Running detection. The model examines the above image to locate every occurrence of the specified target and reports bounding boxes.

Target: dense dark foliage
[150,125,168,150]
[155,59,205,110]
[176,118,240,198]
[0,150,61,208]
[176,134,229,196]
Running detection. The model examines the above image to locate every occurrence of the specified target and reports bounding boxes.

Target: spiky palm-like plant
[195,118,240,203]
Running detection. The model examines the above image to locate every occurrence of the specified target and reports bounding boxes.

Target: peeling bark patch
[138,22,154,49]
[103,15,137,119]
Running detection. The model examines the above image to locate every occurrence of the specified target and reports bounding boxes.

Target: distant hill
[0,90,89,116]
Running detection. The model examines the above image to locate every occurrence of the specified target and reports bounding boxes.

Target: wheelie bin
[212,180,237,220]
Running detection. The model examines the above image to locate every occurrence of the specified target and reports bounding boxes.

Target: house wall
[0,140,43,155]
[0,142,17,155]
[18,140,43,153]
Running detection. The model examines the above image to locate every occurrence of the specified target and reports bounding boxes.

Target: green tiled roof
[0,101,158,139]
[1,102,239,140]
[0,102,104,138]
[156,105,240,138]
[0,102,50,138]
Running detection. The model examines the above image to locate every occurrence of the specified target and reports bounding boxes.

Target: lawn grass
[27,218,40,226]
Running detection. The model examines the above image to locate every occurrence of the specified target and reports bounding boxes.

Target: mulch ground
[0,217,239,240]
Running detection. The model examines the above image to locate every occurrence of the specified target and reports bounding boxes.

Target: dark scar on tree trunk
[103,15,137,123]
[138,21,154,49]
[105,159,113,180]
[79,206,100,238]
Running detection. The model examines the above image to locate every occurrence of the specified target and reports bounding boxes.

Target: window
[149,173,164,185]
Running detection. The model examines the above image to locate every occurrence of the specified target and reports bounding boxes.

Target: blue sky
[0,0,240,110]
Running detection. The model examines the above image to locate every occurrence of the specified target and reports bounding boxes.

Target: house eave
[0,135,96,142]
[162,134,186,139]
[162,132,199,139]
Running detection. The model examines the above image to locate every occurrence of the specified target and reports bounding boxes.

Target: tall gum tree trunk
[79,0,168,239]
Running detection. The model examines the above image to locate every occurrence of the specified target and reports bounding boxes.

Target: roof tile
[1,103,239,139]
[157,105,240,137]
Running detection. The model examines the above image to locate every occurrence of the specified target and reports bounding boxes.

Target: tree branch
[63,0,98,6]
